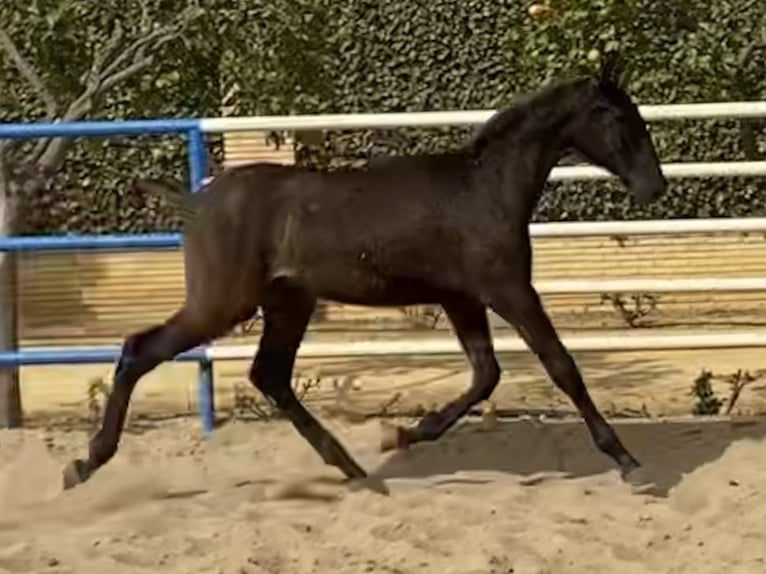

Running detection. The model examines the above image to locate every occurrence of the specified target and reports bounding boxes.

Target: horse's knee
[113,336,141,386]
[248,349,294,406]
[114,329,158,388]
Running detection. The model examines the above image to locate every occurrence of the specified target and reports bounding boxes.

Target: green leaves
[284,0,766,222]
[1,0,765,233]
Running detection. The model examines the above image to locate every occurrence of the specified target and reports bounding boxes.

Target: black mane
[469,56,628,154]
[468,75,591,153]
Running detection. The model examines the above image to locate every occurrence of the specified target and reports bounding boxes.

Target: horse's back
[279,157,490,301]
[183,158,490,307]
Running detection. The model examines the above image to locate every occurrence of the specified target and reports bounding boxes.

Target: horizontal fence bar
[222,158,766,180]
[211,331,766,358]
[0,233,182,252]
[537,277,766,294]
[199,101,766,133]
[2,217,765,253]
[528,217,766,237]
[548,161,766,180]
[0,119,199,139]
[3,102,763,140]
[0,347,206,366]
[3,331,764,367]
[637,101,766,120]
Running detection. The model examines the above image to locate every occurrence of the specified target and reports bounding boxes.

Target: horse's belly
[310,268,444,306]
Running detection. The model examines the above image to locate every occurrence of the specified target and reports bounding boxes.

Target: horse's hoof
[348,475,390,496]
[380,421,409,452]
[62,459,90,490]
[342,459,369,481]
[621,465,661,496]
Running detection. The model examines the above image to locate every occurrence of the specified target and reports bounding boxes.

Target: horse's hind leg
[385,294,500,449]
[490,281,640,475]
[248,285,367,480]
[62,307,225,489]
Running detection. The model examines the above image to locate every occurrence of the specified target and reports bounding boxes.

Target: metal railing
[1,100,765,434]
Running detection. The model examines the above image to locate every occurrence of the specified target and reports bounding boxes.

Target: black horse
[63,59,666,490]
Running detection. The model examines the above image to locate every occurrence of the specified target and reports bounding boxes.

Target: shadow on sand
[369,416,766,496]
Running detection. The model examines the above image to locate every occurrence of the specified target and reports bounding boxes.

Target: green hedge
[2,0,764,233]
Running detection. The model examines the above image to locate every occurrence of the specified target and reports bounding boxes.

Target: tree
[0,2,202,428]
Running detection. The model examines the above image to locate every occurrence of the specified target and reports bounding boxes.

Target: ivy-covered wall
[2,0,765,233]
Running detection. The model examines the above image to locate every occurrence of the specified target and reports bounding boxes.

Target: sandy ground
[1,413,765,574]
[7,326,766,574]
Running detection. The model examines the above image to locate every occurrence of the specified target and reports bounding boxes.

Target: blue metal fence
[0,118,216,435]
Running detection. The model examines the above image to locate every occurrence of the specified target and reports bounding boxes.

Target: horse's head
[566,55,667,205]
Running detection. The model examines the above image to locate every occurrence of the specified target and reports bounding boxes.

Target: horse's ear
[598,52,622,87]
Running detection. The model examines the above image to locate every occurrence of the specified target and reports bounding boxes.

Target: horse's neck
[476,116,570,220]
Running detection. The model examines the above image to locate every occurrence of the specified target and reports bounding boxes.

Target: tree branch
[0,141,16,163]
[0,29,57,119]
[736,40,766,69]
[100,27,169,80]
[81,23,125,89]
[99,55,156,93]
[3,7,196,177]
[34,19,189,172]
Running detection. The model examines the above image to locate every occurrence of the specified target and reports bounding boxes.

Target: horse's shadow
[367,416,766,496]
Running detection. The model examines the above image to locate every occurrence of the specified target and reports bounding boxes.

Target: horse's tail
[131,178,202,225]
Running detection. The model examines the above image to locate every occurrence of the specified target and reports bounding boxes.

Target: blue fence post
[186,125,215,437]
[187,125,208,192]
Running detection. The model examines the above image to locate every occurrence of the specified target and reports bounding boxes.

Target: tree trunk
[0,253,21,429]
[0,164,22,429]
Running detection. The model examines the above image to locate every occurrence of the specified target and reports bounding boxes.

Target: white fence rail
[537,277,766,295]
[548,161,766,181]
[209,332,766,359]
[223,158,766,179]
[210,101,766,181]
[527,217,766,237]
[202,101,766,353]
[199,101,766,132]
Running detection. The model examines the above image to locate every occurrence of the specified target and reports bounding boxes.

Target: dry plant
[399,304,444,329]
[231,372,403,424]
[85,376,112,430]
[322,376,402,423]
[690,367,765,416]
[691,369,724,415]
[600,292,659,328]
[720,368,765,415]
[231,373,322,421]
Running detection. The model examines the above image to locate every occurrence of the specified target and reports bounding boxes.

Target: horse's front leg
[489,281,641,476]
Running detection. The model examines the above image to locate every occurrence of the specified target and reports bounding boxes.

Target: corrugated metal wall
[18,232,766,348]
[19,130,766,345]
